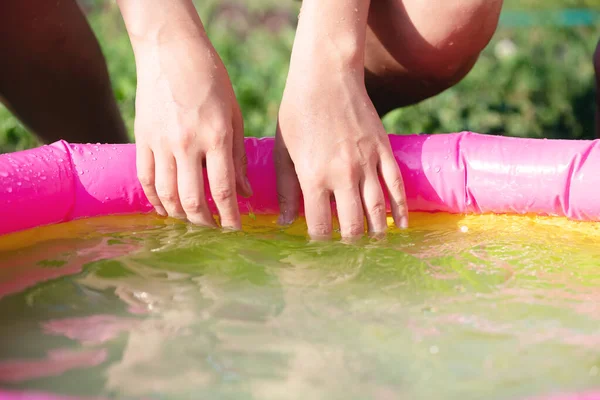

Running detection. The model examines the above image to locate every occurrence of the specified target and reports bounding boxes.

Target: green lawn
[1,0,599,153]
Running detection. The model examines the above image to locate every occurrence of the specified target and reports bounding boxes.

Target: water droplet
[6,187,12,193]
[104,196,110,201]
[16,182,21,186]
[92,157,97,161]
[85,169,89,173]
[40,176,47,181]
[58,158,64,163]
[100,166,104,170]
[73,146,79,151]
[0,171,8,178]
[95,142,101,146]
[24,176,30,182]
[434,166,441,173]
[79,170,85,175]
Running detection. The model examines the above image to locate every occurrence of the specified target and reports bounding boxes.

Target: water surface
[0,213,599,400]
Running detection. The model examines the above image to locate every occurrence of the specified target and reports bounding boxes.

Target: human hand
[134,41,251,229]
[118,1,252,229]
[275,67,409,239]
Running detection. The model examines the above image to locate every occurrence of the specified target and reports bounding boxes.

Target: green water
[0,214,599,400]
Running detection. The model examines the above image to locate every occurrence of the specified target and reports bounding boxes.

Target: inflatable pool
[1,132,600,400]
[2,131,600,236]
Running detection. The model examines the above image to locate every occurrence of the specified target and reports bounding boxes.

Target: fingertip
[277,209,297,226]
[187,214,218,228]
[400,215,409,229]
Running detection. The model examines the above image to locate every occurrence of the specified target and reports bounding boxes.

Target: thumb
[232,106,253,198]
[274,122,301,225]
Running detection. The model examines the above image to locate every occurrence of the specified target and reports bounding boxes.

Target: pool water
[0,213,599,400]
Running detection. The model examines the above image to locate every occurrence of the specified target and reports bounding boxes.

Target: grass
[0,0,599,153]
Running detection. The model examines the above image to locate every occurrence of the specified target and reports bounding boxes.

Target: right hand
[133,38,252,229]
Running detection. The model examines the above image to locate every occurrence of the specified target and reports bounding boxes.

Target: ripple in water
[0,213,598,400]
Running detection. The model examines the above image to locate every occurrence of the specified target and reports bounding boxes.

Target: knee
[370,0,503,79]
[594,38,600,79]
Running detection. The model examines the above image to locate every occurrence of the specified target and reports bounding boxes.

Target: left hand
[274,63,409,239]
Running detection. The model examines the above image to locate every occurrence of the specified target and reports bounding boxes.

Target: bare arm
[276,0,409,239]
[115,0,252,229]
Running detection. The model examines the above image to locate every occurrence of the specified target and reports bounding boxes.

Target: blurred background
[1,0,600,153]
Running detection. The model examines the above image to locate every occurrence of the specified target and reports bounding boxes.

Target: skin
[113,0,505,239]
[594,39,600,139]
[275,0,410,239]
[18,0,600,239]
[276,0,503,239]
[116,0,253,230]
[0,0,128,144]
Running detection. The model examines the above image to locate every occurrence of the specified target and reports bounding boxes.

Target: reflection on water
[0,213,599,400]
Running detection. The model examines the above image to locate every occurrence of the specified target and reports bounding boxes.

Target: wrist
[292,32,364,71]
[287,0,369,79]
[118,0,209,49]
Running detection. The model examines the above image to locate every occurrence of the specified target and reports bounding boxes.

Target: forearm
[116,0,210,52]
[290,0,371,74]
[116,0,222,104]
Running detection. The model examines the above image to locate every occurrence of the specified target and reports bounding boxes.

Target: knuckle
[240,152,248,168]
[206,124,233,150]
[212,186,235,202]
[206,133,227,150]
[180,196,205,214]
[369,202,386,218]
[393,196,407,209]
[169,128,197,153]
[277,191,290,206]
[345,222,365,236]
[178,129,197,150]
[299,169,326,189]
[390,176,405,193]
[345,166,362,184]
[156,189,178,204]
[137,173,154,188]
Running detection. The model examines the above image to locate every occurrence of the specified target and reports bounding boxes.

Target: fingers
[274,126,301,225]
[232,107,253,198]
[333,186,365,238]
[303,189,333,239]
[379,151,409,229]
[206,147,242,230]
[360,167,388,234]
[136,145,166,216]
[175,149,216,227]
[153,152,186,219]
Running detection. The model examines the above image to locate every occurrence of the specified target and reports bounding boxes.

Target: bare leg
[0,0,129,144]
[594,39,600,139]
[364,0,504,116]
